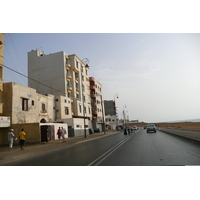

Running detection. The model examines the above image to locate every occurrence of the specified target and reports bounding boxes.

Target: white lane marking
[88,135,132,166]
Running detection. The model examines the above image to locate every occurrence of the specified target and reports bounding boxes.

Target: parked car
[146,125,157,133]
[94,128,100,133]
[144,125,147,129]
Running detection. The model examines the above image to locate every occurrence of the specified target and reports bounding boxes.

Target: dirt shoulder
[157,122,200,132]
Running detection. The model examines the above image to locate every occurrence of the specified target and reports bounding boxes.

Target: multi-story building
[104,100,118,130]
[89,77,105,131]
[0,33,11,145]
[28,49,92,136]
[0,33,4,114]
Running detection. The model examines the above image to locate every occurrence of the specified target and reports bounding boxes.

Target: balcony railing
[90,85,95,90]
[90,93,96,98]
[92,110,97,115]
[67,74,72,79]
[66,62,71,68]
[91,102,97,106]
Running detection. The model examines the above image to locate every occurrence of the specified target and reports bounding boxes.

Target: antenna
[41,47,44,54]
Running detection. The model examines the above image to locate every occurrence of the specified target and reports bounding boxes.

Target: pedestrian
[8,129,17,151]
[57,127,62,143]
[124,127,127,135]
[18,129,26,150]
[61,127,66,142]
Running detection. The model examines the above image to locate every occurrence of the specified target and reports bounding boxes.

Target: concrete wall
[28,49,67,96]
[0,123,40,146]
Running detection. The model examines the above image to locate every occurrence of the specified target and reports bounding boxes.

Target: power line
[7,33,27,75]
[0,63,66,96]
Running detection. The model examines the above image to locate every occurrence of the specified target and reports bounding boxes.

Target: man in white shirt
[61,127,66,142]
[8,129,16,151]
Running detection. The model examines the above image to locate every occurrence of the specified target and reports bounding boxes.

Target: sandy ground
[157,122,200,132]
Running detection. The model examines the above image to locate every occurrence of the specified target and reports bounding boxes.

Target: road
[6,128,200,166]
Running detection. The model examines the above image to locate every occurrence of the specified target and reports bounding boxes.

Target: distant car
[144,125,147,129]
[146,125,156,133]
[133,126,138,130]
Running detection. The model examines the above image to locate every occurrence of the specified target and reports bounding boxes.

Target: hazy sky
[3,33,200,123]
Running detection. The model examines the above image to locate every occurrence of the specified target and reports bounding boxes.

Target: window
[76,61,79,69]
[65,107,69,115]
[42,103,45,111]
[22,98,28,111]
[32,100,34,106]
[79,105,82,113]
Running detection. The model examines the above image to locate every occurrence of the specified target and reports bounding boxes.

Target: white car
[133,126,138,130]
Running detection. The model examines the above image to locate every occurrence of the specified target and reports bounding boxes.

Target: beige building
[0,33,4,114]
[0,82,68,145]
[28,49,92,137]
[0,33,11,145]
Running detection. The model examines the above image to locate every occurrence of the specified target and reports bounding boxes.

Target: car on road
[133,126,138,130]
[146,125,157,133]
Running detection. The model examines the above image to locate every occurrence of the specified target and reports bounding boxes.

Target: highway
[7,128,200,166]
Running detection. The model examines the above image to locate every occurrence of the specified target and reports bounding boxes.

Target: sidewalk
[0,130,120,166]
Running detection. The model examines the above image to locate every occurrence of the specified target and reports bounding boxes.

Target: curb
[0,131,120,165]
[159,128,200,143]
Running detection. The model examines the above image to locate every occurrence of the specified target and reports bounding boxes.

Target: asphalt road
[7,128,200,166]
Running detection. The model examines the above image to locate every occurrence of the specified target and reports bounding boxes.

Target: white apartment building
[28,49,92,137]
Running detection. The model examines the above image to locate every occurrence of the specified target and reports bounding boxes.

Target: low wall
[159,128,200,142]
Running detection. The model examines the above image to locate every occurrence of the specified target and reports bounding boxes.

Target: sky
[3,33,200,123]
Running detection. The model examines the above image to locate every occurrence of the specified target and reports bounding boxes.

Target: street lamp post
[123,104,127,124]
[114,93,119,130]
[101,94,106,134]
[81,58,90,138]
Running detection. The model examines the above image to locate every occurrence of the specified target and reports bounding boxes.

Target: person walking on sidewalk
[8,129,17,151]
[61,127,66,142]
[57,127,62,143]
[19,129,26,150]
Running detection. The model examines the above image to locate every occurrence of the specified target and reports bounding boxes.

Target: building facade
[0,82,68,145]
[0,33,4,114]
[89,77,105,131]
[28,49,92,137]
[104,100,118,130]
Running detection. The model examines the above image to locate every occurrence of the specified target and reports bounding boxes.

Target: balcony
[90,93,96,98]
[89,77,95,82]
[67,86,72,91]
[92,110,97,115]
[67,74,72,79]
[91,102,97,106]
[66,62,71,68]
[90,85,95,90]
